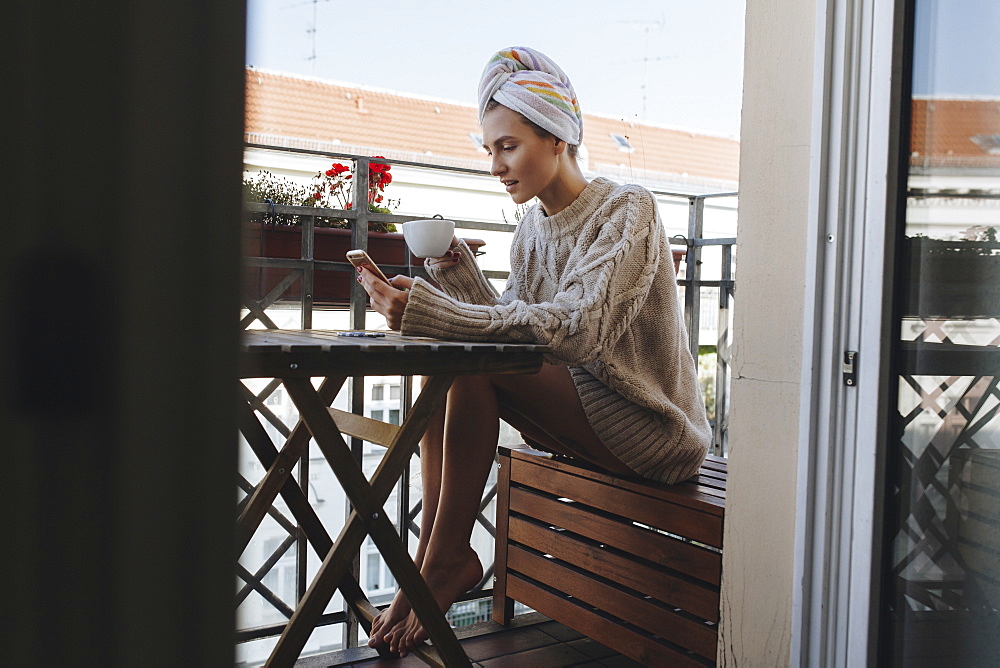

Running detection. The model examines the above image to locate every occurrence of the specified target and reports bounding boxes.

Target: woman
[357,46,711,657]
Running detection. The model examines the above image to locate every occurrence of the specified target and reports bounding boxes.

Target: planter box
[902,237,1000,318]
[242,223,484,306]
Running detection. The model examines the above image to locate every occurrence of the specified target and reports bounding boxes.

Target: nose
[490,153,504,177]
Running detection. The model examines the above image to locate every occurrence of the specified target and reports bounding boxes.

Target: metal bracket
[843,351,858,386]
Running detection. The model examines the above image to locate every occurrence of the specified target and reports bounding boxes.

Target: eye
[502,144,516,152]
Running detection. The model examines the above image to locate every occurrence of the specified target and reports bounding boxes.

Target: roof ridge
[247,66,479,111]
[912,94,1000,102]
[246,66,738,141]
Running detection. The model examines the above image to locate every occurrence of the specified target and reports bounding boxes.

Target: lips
[503,179,518,193]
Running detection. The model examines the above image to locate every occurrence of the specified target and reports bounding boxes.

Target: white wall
[720,0,818,664]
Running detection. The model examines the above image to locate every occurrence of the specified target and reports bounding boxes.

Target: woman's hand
[425,236,462,269]
[358,268,413,330]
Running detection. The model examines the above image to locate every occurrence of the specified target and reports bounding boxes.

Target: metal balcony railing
[236,146,737,661]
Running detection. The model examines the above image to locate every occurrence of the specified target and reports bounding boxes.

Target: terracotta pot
[672,248,686,276]
[243,223,485,306]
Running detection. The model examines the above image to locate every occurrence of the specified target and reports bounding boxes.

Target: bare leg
[386,364,630,656]
[368,382,444,648]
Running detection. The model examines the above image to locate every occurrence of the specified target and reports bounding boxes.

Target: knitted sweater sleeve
[421,238,500,305]
[400,187,661,366]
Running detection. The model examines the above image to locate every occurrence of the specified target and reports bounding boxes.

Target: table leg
[236,377,380,646]
[268,375,470,667]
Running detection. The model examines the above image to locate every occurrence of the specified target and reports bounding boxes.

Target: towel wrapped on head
[477,46,583,146]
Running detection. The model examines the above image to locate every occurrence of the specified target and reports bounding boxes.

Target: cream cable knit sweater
[400,177,711,483]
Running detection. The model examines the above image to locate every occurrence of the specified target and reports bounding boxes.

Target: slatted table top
[240,329,551,378]
[503,445,727,514]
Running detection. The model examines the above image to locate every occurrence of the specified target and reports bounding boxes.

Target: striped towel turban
[478,46,583,146]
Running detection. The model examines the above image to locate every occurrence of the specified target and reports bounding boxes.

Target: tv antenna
[617,16,669,120]
[283,0,333,75]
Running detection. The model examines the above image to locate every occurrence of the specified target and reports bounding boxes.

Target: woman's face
[482,105,562,206]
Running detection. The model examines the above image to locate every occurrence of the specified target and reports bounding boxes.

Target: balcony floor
[293,612,643,667]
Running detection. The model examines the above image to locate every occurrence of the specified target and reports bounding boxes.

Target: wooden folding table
[238,329,549,667]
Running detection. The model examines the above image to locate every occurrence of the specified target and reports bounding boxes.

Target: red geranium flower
[313,192,322,199]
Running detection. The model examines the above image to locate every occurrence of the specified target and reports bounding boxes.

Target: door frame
[791,0,910,664]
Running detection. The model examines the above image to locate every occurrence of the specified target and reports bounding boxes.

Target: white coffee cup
[401,216,455,258]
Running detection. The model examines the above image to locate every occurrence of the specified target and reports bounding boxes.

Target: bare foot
[367,588,411,649]
[386,546,483,657]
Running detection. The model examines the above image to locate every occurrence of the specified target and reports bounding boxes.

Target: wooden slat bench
[493,445,727,667]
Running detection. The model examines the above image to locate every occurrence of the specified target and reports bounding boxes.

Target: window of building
[971,134,1000,154]
[366,552,381,590]
[372,385,384,401]
[363,538,396,595]
[610,133,635,153]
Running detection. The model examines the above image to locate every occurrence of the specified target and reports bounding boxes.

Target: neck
[538,159,589,216]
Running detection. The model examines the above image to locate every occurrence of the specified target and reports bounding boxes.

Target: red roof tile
[244,68,740,184]
[910,97,1000,168]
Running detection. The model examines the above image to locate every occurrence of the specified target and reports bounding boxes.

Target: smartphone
[346,249,391,284]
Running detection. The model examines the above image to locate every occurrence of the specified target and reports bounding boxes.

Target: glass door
[881,1,1000,664]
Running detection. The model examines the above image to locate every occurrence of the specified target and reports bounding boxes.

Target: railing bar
[239,383,292,438]
[234,611,351,643]
[246,142,493,176]
[676,279,733,289]
[236,533,298,606]
[345,156,368,657]
[296,458,309,608]
[398,376,414,555]
[649,189,739,199]
[239,298,280,330]
[236,474,299,536]
[235,563,296,619]
[245,205,517,234]
[684,198,705,364]
[691,237,737,247]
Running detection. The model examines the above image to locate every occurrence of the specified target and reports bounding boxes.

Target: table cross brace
[267,375,470,667]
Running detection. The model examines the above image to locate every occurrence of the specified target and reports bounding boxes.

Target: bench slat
[509,486,722,586]
[511,458,724,548]
[509,448,726,512]
[509,545,718,659]
[507,573,710,667]
[509,515,720,622]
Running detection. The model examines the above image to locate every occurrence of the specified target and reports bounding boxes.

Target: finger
[389,274,414,290]
[427,251,460,268]
[366,272,399,298]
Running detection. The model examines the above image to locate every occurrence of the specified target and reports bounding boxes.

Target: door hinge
[843,351,858,386]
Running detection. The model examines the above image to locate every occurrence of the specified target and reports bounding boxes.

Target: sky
[912,0,1000,96]
[245,0,747,138]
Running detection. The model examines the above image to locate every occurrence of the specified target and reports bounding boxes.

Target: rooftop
[244,68,741,189]
[910,97,1000,168]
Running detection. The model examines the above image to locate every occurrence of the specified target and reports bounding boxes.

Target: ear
[552,138,567,155]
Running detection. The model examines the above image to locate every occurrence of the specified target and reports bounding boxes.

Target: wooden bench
[493,445,727,667]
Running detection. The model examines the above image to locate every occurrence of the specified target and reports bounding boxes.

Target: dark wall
[1,1,245,664]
